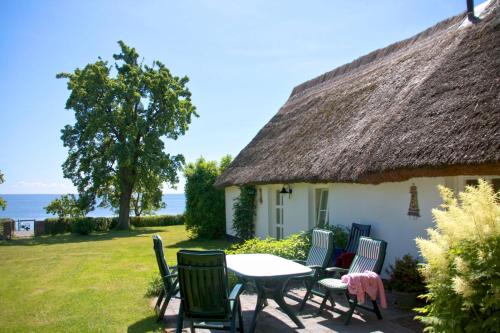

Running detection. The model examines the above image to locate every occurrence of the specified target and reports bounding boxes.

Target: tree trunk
[117,168,134,229]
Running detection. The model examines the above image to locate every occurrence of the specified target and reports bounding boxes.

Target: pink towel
[340,271,387,308]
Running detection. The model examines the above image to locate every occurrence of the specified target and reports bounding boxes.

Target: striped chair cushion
[306,229,334,267]
[349,237,386,274]
[318,278,348,290]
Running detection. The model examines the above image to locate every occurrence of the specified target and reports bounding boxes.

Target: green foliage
[226,233,310,261]
[232,186,256,240]
[145,275,163,297]
[44,218,72,235]
[40,215,184,235]
[71,217,95,235]
[386,254,426,293]
[44,194,88,218]
[0,170,6,210]
[130,215,184,227]
[57,41,197,229]
[415,180,500,333]
[184,155,232,239]
[321,224,350,249]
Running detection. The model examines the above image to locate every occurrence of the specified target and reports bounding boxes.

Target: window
[315,189,329,227]
[465,179,479,187]
[492,178,500,194]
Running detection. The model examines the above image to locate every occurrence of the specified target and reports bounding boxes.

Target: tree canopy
[0,170,6,210]
[57,41,197,229]
[44,194,87,218]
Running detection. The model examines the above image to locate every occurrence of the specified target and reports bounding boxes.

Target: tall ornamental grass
[416,180,500,332]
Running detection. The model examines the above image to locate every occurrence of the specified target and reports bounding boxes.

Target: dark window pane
[492,178,500,194]
[465,179,479,187]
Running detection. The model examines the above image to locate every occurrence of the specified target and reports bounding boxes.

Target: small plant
[386,254,426,293]
[145,274,163,298]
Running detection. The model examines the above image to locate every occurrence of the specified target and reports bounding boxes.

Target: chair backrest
[305,229,334,268]
[152,235,175,290]
[348,237,387,274]
[345,223,371,253]
[177,250,231,320]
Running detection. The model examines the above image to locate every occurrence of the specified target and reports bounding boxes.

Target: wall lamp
[280,184,293,198]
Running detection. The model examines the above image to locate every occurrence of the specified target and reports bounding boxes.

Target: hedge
[39,214,184,235]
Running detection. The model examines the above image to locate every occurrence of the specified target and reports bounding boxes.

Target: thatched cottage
[215,0,500,270]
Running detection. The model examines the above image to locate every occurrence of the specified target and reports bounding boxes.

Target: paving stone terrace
[160,286,424,333]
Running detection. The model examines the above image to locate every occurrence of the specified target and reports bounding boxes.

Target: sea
[0,194,186,220]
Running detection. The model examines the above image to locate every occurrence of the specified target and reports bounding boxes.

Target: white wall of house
[329,178,443,274]
[224,175,499,273]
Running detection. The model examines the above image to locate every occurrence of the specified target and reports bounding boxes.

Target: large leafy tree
[58,41,197,229]
[0,170,6,210]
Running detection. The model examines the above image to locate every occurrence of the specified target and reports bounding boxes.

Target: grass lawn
[0,225,231,332]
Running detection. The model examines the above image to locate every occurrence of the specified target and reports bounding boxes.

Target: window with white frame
[315,188,329,227]
[463,177,500,192]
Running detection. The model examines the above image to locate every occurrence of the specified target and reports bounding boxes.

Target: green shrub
[226,233,310,260]
[415,180,500,333]
[39,214,184,235]
[232,186,257,240]
[385,254,426,293]
[130,214,184,227]
[184,155,232,239]
[305,224,349,249]
[145,274,163,298]
[44,218,71,235]
[71,217,94,235]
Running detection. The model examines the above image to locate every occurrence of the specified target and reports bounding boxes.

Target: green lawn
[0,225,231,332]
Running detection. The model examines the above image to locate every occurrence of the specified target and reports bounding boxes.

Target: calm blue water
[0,194,185,220]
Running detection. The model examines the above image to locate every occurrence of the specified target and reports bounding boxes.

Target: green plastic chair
[288,229,334,311]
[175,250,244,333]
[317,237,387,325]
[152,235,179,322]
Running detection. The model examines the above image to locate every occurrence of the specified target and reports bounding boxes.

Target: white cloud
[3,180,77,194]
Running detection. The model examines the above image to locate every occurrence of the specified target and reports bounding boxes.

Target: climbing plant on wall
[232,185,257,240]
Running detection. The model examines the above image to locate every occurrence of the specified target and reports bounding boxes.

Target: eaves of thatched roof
[216,1,500,188]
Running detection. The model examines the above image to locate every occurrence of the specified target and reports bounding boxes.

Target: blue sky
[0,0,481,194]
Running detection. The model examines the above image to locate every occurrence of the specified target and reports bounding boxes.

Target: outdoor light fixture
[280,185,292,198]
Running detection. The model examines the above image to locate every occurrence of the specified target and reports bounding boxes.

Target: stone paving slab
[160,287,422,333]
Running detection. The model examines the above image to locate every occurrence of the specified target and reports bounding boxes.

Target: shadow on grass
[0,227,167,247]
[127,315,163,333]
[165,238,232,251]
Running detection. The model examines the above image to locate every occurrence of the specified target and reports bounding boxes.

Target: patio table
[226,253,312,333]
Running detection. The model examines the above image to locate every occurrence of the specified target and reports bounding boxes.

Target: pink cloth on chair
[340,271,387,308]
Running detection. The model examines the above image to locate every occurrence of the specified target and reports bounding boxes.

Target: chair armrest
[228,283,244,301]
[326,267,349,275]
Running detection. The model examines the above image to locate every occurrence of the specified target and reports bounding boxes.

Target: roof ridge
[289,11,465,98]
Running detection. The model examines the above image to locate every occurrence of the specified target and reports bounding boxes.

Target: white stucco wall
[329,177,444,274]
[224,186,240,236]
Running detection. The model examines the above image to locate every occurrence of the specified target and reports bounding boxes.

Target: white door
[274,190,284,240]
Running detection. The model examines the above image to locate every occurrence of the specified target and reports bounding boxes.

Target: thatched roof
[216,1,500,188]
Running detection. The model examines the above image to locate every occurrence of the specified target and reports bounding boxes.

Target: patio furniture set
[152,224,387,333]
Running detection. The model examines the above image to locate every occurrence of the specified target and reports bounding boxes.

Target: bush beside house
[184,155,232,239]
[416,180,500,333]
